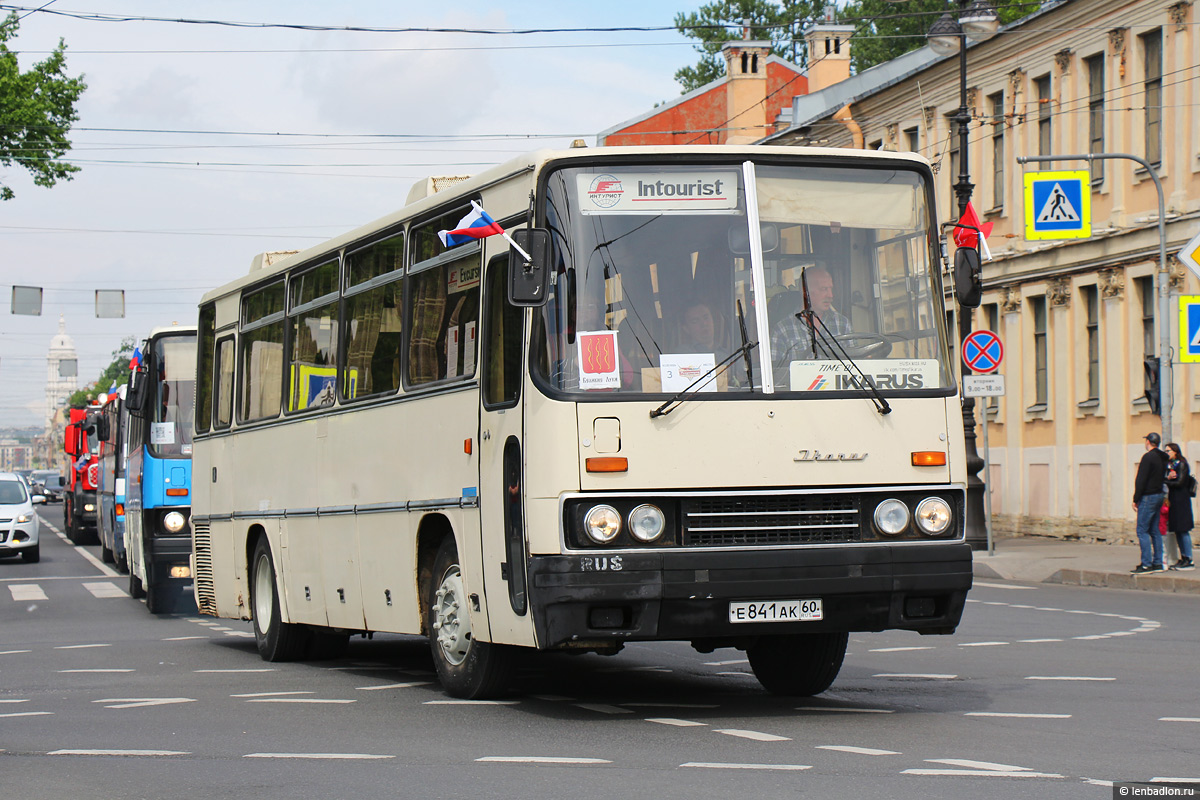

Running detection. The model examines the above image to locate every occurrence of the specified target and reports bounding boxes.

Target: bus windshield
[152,335,197,457]
[532,160,953,397]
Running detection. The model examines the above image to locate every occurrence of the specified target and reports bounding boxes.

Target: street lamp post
[928,1,999,550]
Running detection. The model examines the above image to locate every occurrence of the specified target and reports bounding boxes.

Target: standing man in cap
[1131,432,1169,574]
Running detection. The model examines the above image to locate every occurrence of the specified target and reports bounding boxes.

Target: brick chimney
[721,28,773,145]
[803,19,854,93]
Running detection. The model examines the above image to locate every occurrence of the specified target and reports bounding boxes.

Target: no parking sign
[962,329,1003,374]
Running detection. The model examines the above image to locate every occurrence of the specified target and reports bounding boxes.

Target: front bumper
[0,525,39,555]
[526,543,971,649]
[147,534,192,566]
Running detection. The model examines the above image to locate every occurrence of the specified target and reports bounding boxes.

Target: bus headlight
[914,497,952,536]
[583,505,622,543]
[163,511,187,534]
[628,504,666,543]
[873,499,910,536]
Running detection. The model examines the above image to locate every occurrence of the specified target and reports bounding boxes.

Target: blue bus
[124,326,198,614]
[94,385,129,571]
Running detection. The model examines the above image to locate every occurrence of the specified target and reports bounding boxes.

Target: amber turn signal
[586,457,628,473]
[911,451,947,467]
[166,488,189,497]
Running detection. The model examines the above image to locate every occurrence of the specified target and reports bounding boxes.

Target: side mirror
[728,223,780,255]
[126,368,149,413]
[32,495,46,505]
[64,424,79,456]
[96,416,111,442]
[954,247,982,309]
[508,228,551,307]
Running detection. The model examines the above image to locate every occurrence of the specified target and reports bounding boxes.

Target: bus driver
[769,265,851,384]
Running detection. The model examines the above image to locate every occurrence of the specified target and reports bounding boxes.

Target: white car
[0,472,45,563]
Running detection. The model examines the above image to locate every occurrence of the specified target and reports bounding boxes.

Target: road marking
[646,718,706,727]
[715,671,755,677]
[425,700,519,705]
[869,646,934,652]
[231,691,314,698]
[162,636,207,641]
[476,756,611,764]
[245,698,355,704]
[971,582,1030,590]
[1159,717,1200,723]
[1025,676,1115,681]
[959,641,1008,647]
[0,699,29,703]
[0,649,32,655]
[94,698,196,709]
[49,749,190,757]
[54,643,111,650]
[0,711,53,718]
[680,762,811,771]
[874,673,956,679]
[816,745,900,755]
[796,706,894,714]
[9,584,47,602]
[715,729,790,742]
[965,712,1071,719]
[74,546,120,578]
[1018,638,1062,643]
[59,669,134,673]
[904,768,1063,778]
[704,659,749,666]
[244,753,394,760]
[83,582,126,599]
[931,759,1032,770]
[356,682,433,691]
[574,703,633,715]
[194,668,277,673]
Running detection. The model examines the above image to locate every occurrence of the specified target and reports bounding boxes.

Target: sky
[0,1,699,428]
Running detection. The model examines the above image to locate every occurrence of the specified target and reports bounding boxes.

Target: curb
[1047,568,1200,594]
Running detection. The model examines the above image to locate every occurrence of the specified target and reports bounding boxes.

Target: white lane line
[0,711,54,718]
[874,673,957,679]
[231,691,314,698]
[356,682,433,691]
[869,646,934,652]
[903,768,1063,778]
[715,671,755,677]
[162,636,207,641]
[59,669,134,673]
[73,546,120,578]
[244,753,394,760]
[83,582,126,599]
[1159,717,1200,723]
[49,749,189,757]
[647,718,706,727]
[476,756,611,765]
[94,698,196,709]
[930,759,1033,771]
[959,641,1009,647]
[715,729,790,742]
[9,584,48,602]
[194,669,277,673]
[245,698,355,704]
[54,643,111,650]
[965,712,1072,719]
[816,745,900,755]
[573,703,633,715]
[0,649,32,655]
[1025,676,1115,682]
[425,700,519,706]
[1018,638,1063,643]
[796,706,894,714]
[1152,778,1200,783]
[704,659,749,666]
[0,699,29,703]
[681,762,811,771]
[970,582,1030,590]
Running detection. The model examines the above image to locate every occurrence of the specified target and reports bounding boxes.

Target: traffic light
[1144,357,1162,416]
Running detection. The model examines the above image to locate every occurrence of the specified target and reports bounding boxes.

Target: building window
[1031,296,1047,406]
[1036,74,1052,160]
[1137,276,1155,397]
[989,92,1004,209]
[1141,29,1162,166]
[1083,285,1100,401]
[905,126,919,154]
[984,302,1000,410]
[1086,54,1105,185]
[948,116,961,203]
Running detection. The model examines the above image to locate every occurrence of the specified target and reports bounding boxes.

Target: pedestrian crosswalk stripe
[84,582,127,599]
[8,584,47,602]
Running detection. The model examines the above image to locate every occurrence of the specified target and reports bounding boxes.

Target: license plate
[728,599,822,623]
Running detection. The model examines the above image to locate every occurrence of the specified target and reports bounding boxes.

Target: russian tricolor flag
[129,347,142,370]
[438,201,505,248]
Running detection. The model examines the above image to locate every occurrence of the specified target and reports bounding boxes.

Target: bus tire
[251,538,306,662]
[101,543,114,564]
[129,569,146,599]
[427,537,513,699]
[747,632,848,696]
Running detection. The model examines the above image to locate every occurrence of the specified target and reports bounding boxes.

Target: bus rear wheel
[251,538,306,662]
[747,632,848,696]
[427,538,513,699]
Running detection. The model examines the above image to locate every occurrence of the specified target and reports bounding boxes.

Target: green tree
[674,0,820,93]
[67,337,135,408]
[0,11,87,201]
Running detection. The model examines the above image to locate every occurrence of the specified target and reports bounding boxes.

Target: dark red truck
[62,405,100,545]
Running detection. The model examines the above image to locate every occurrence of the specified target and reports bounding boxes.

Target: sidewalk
[972,536,1200,594]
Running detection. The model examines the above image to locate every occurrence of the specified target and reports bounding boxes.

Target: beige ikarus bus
[192,145,977,699]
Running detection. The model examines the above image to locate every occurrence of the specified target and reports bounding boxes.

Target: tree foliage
[0,12,87,201]
[67,337,135,408]
[674,1,1043,93]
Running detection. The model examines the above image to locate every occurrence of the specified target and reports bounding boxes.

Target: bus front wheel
[427,538,513,699]
[251,538,306,662]
[747,632,848,696]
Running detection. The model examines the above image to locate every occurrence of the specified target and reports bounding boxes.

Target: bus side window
[407,255,480,386]
[214,337,235,428]
[483,253,522,408]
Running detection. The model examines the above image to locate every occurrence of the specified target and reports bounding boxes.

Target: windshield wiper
[649,339,758,419]
[736,299,754,390]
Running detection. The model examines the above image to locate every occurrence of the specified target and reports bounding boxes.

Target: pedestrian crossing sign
[1179,295,1200,364]
[1023,170,1091,240]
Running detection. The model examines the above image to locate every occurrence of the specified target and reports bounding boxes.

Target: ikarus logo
[807,374,831,390]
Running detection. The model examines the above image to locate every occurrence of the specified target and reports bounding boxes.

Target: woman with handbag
[1164,442,1195,570]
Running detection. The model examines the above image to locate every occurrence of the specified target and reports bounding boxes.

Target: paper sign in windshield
[150,422,176,444]
[790,359,941,391]
[578,330,621,389]
[660,353,718,393]
[577,172,739,214]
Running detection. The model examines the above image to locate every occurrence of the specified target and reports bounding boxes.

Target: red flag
[953,202,993,249]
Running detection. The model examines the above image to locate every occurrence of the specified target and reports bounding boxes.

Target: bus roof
[200,144,933,306]
[145,325,198,340]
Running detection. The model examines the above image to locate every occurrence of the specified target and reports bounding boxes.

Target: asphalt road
[2,507,1198,800]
